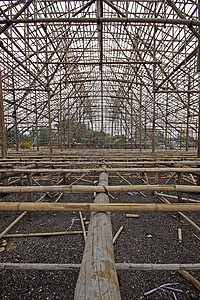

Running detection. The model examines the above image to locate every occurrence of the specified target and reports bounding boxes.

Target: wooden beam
[75,171,121,299]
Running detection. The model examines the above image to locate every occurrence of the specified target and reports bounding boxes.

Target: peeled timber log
[74,171,121,300]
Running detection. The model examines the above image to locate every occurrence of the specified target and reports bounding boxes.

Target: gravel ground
[0,173,200,299]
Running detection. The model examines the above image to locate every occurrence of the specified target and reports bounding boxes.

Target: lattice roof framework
[0,0,199,148]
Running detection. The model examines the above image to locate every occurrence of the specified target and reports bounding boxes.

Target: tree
[39,127,49,146]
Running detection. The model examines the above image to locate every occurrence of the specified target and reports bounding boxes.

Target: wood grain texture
[74,172,121,299]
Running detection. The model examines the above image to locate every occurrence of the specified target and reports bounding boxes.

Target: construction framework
[0,0,200,299]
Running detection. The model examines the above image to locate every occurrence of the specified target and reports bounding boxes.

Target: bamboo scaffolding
[3,231,84,238]
[1,184,200,194]
[156,195,200,233]
[1,17,200,27]
[156,192,200,203]
[0,263,200,271]
[1,167,200,175]
[0,70,7,159]
[0,202,200,212]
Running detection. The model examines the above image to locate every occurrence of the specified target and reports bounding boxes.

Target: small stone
[0,247,5,253]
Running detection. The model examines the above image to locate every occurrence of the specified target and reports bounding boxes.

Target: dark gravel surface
[0,173,200,299]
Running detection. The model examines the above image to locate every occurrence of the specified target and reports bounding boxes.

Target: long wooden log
[0,202,200,212]
[1,184,200,194]
[0,263,200,271]
[75,171,121,299]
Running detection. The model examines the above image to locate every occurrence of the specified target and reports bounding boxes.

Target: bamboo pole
[156,192,200,203]
[1,17,200,27]
[113,226,123,243]
[156,194,200,233]
[2,184,200,194]
[0,192,47,240]
[27,173,34,221]
[0,263,200,271]
[178,270,200,291]
[0,70,7,159]
[0,163,41,180]
[2,167,200,174]
[0,202,200,212]
[4,231,84,238]
[79,211,87,242]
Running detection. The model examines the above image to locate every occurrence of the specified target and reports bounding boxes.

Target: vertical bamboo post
[12,72,19,151]
[165,85,168,150]
[186,76,190,152]
[131,95,133,150]
[152,5,157,153]
[60,83,63,152]
[27,173,34,221]
[0,70,7,159]
[197,0,200,162]
[75,170,121,300]
[139,84,142,151]
[68,97,71,150]
[45,24,53,154]
[47,86,53,154]
[177,172,182,220]
[35,92,39,151]
[144,103,147,149]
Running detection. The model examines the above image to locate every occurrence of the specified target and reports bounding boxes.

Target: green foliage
[39,127,49,146]
[157,132,165,143]
[6,129,15,147]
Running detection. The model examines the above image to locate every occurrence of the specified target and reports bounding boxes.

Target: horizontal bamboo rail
[1,184,200,194]
[0,263,200,271]
[0,17,200,27]
[3,231,84,238]
[1,167,200,174]
[0,163,40,180]
[0,202,200,212]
